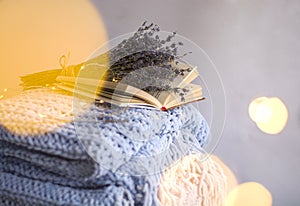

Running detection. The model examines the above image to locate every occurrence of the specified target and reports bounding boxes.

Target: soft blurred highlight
[249,97,288,134]
[0,0,107,95]
[226,182,272,206]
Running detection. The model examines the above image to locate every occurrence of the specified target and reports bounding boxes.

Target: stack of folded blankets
[0,88,227,205]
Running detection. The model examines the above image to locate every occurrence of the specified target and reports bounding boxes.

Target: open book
[54,62,204,111]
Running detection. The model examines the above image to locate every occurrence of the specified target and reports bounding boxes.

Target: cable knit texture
[0,88,226,206]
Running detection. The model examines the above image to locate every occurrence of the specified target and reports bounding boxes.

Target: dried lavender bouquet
[21,22,191,90]
[20,22,203,110]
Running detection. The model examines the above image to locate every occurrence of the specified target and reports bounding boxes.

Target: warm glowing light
[38,113,47,118]
[249,97,288,134]
[0,0,107,94]
[226,182,272,206]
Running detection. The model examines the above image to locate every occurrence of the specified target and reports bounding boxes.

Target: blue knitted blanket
[0,90,209,206]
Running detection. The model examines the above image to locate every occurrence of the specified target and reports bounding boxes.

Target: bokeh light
[226,182,272,206]
[0,0,107,98]
[249,97,288,134]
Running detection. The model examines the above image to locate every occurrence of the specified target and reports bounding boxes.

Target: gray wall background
[92,0,300,205]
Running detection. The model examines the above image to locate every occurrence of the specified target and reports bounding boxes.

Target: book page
[147,83,203,109]
[165,84,204,109]
[55,83,158,109]
[56,74,202,110]
[56,76,163,107]
[169,62,199,88]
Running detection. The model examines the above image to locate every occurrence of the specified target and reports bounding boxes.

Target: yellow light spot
[99,100,104,103]
[112,78,118,83]
[38,113,47,118]
[0,95,4,99]
[3,88,7,92]
[226,182,272,206]
[45,84,50,87]
[249,97,288,134]
[51,86,56,90]
[0,0,107,90]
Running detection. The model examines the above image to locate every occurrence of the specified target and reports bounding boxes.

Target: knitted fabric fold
[0,89,211,205]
